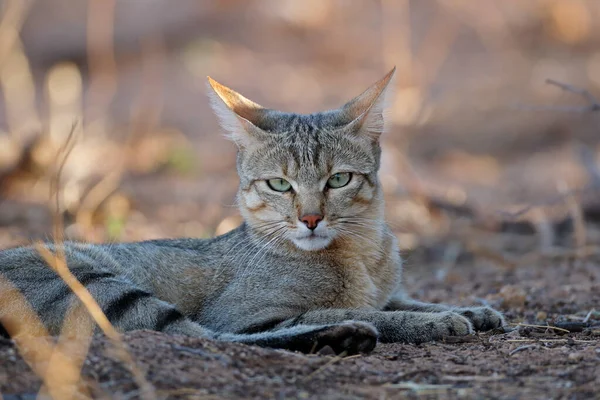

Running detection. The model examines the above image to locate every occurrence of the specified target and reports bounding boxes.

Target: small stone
[536,311,548,321]
[498,285,527,309]
[568,352,584,363]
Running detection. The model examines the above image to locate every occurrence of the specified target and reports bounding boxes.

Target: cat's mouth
[292,232,333,251]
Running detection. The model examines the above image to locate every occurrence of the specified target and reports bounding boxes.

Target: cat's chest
[308,253,397,310]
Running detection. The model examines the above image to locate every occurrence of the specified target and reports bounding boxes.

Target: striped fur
[0,70,504,354]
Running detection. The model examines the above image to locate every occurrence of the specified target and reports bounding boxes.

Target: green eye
[327,172,352,189]
[267,178,292,192]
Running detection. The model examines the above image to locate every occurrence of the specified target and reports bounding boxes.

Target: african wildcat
[0,68,504,355]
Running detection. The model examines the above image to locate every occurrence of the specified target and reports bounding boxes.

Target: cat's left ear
[340,67,396,140]
[206,77,270,147]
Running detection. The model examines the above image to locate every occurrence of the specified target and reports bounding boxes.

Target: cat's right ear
[207,77,269,147]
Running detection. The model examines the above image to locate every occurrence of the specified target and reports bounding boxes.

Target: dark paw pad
[459,307,505,331]
[313,322,378,355]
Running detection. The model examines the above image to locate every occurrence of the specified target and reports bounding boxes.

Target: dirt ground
[1,1,600,399]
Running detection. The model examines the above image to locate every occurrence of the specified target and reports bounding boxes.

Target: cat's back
[0,226,246,327]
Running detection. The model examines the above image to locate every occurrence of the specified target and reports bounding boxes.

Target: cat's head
[207,69,395,251]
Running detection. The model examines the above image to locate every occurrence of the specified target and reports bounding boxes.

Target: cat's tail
[1,318,378,355]
[217,321,378,355]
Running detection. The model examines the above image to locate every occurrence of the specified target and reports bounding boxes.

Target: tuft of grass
[166,145,197,175]
[105,215,126,240]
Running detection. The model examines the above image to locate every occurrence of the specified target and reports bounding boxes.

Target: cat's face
[208,69,394,251]
[235,114,382,251]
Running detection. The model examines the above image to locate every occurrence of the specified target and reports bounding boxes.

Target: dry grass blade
[33,243,154,399]
[583,309,596,324]
[50,122,78,239]
[557,180,587,258]
[0,276,88,400]
[503,338,596,343]
[545,79,600,111]
[75,168,125,240]
[519,79,600,113]
[441,374,505,382]
[513,323,571,334]
[302,351,348,382]
[383,381,454,394]
[34,126,157,399]
[76,34,166,240]
[509,344,538,356]
[0,0,33,69]
[34,244,120,340]
[40,301,95,400]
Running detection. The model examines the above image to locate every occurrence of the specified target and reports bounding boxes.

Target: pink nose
[300,214,323,230]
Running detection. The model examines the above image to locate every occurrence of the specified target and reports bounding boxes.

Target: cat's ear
[207,77,269,147]
[340,67,396,140]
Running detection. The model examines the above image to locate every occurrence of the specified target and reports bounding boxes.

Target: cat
[0,68,505,355]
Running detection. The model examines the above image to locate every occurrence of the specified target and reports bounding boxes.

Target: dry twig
[302,351,348,382]
[513,323,571,334]
[509,344,538,356]
[545,79,600,112]
[35,128,157,400]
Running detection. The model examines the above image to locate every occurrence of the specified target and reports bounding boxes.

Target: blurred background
[1,0,600,253]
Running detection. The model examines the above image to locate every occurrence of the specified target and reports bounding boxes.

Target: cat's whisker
[241,233,288,280]
[233,229,280,270]
[339,215,405,231]
[238,229,286,279]
[212,222,286,280]
[235,224,289,278]
[335,227,387,257]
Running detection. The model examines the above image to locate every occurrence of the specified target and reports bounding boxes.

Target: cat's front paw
[456,306,505,331]
[410,311,474,343]
[433,311,474,338]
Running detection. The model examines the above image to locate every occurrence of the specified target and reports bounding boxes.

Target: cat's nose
[300,214,323,230]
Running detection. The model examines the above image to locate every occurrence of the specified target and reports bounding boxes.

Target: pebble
[567,352,584,363]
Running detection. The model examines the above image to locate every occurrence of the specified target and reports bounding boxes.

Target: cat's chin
[292,236,333,251]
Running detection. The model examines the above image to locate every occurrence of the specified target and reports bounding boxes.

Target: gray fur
[0,69,504,354]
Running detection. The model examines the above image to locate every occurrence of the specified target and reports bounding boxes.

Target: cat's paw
[456,306,505,331]
[408,311,474,344]
[314,321,378,355]
[433,311,474,338]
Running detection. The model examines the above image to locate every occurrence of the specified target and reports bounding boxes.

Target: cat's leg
[273,309,474,344]
[384,294,505,332]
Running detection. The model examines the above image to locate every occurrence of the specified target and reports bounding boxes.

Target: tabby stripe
[74,271,116,285]
[38,271,115,312]
[103,289,153,322]
[154,308,185,332]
